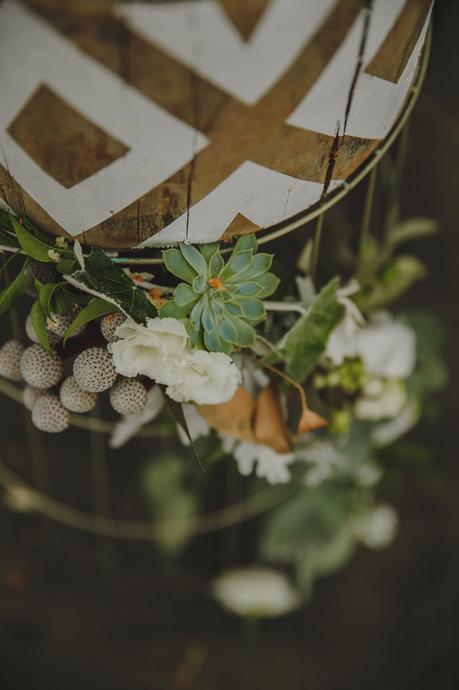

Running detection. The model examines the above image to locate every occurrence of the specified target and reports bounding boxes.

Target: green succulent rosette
[159,234,280,354]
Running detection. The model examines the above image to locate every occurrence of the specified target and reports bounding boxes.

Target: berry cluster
[0,311,147,434]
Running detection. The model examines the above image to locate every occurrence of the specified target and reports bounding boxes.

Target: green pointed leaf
[188,299,203,328]
[282,277,344,381]
[233,282,260,297]
[252,272,280,299]
[12,217,58,263]
[163,248,198,283]
[204,329,223,352]
[240,298,265,321]
[226,314,256,347]
[218,318,238,344]
[175,283,199,307]
[159,300,191,320]
[56,257,78,275]
[30,300,52,355]
[67,249,156,324]
[222,249,253,279]
[201,301,216,334]
[0,262,29,315]
[209,251,225,277]
[233,233,257,253]
[230,252,273,282]
[199,242,219,262]
[179,243,208,276]
[192,274,208,294]
[38,282,62,316]
[64,298,116,343]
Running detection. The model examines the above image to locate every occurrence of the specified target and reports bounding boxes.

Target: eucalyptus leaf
[0,262,29,315]
[282,278,344,382]
[38,282,62,316]
[12,217,58,263]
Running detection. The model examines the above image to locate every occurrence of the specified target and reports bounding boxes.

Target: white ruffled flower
[211,567,301,618]
[352,505,398,549]
[109,317,241,406]
[355,379,407,421]
[355,313,416,379]
[224,438,294,485]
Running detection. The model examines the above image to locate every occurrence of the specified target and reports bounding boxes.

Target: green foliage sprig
[160,234,280,354]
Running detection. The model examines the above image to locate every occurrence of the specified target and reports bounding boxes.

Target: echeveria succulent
[160,234,279,354]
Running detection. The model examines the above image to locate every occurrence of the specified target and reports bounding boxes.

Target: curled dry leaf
[198,387,257,443]
[296,405,328,434]
[254,383,292,454]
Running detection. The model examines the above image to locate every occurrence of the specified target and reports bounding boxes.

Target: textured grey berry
[31,394,70,433]
[23,385,45,411]
[100,312,125,343]
[26,261,60,296]
[20,345,63,389]
[73,347,117,393]
[0,340,25,381]
[47,306,84,338]
[25,313,61,346]
[60,375,97,413]
[109,377,147,416]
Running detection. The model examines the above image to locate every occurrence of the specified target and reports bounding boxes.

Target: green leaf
[226,314,256,348]
[163,248,198,283]
[252,272,280,299]
[179,243,208,276]
[233,233,257,253]
[159,300,191,320]
[387,217,439,247]
[189,300,204,331]
[38,282,62,316]
[209,251,225,277]
[282,277,344,381]
[56,257,78,275]
[220,249,253,281]
[240,298,265,321]
[174,283,199,307]
[12,217,56,262]
[218,318,238,344]
[64,298,116,343]
[192,274,207,294]
[67,249,156,324]
[0,262,29,315]
[30,300,52,355]
[199,242,219,262]
[362,256,426,312]
[229,252,272,282]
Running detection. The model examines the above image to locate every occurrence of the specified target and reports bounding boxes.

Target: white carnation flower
[109,317,241,406]
[225,439,295,485]
[166,350,241,406]
[109,317,188,382]
[211,567,301,618]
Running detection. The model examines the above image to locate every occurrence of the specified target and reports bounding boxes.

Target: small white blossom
[352,505,398,549]
[47,249,61,262]
[371,400,419,447]
[355,313,416,379]
[211,567,301,618]
[297,440,346,486]
[55,236,68,249]
[355,379,407,421]
[225,438,295,485]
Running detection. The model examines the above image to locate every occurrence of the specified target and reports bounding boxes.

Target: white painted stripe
[121,0,336,105]
[0,0,208,237]
[288,0,431,140]
[139,162,341,247]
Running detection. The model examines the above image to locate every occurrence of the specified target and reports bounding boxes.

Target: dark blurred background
[0,2,458,689]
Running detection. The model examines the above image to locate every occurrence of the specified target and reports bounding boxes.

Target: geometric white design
[288,0,432,139]
[121,0,337,105]
[139,162,341,247]
[0,0,208,237]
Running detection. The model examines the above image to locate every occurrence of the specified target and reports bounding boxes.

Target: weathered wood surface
[0,0,433,248]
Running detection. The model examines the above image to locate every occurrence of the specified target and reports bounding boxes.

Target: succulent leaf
[161,233,278,354]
